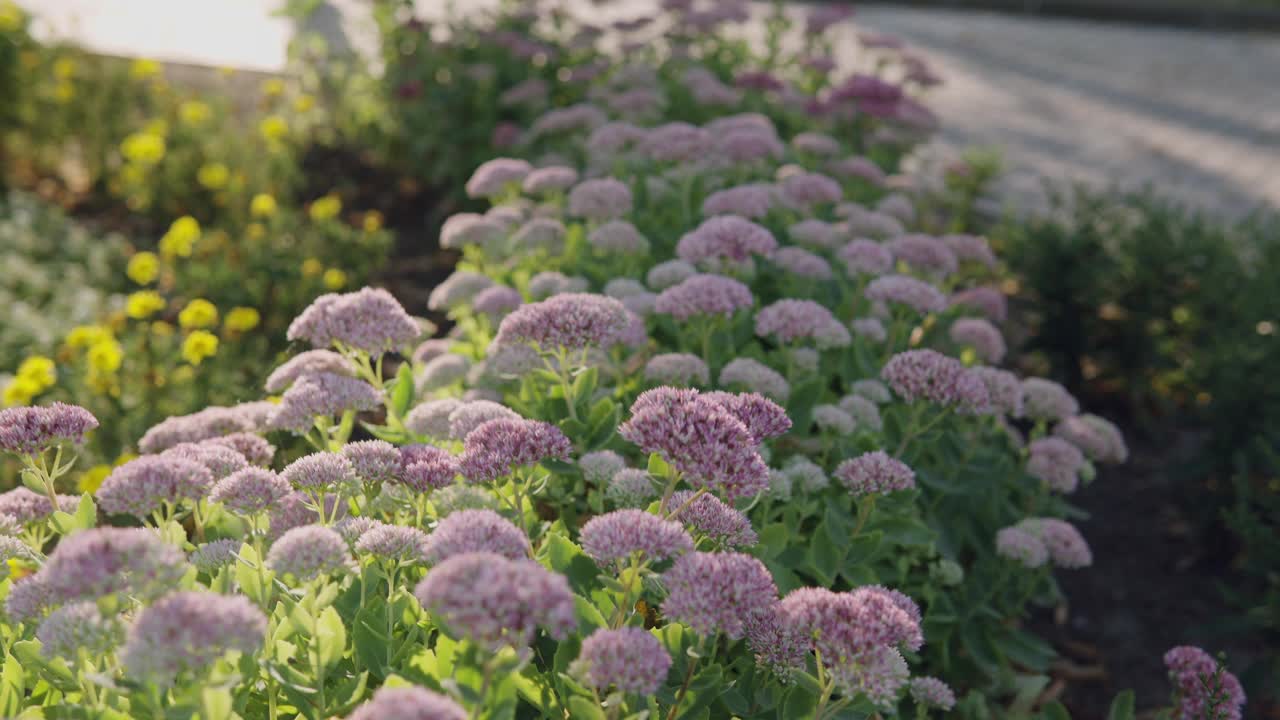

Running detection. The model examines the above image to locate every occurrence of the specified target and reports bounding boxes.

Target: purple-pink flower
[663,490,757,547]
[493,293,629,351]
[881,350,991,413]
[0,403,98,456]
[835,451,916,496]
[676,216,778,265]
[950,317,1007,363]
[397,444,461,493]
[654,274,754,321]
[662,551,777,639]
[423,509,530,563]
[864,275,947,315]
[287,287,421,355]
[581,509,694,566]
[754,299,851,348]
[1026,437,1087,493]
[458,418,572,483]
[97,455,214,518]
[347,686,468,720]
[573,628,672,695]
[122,591,265,685]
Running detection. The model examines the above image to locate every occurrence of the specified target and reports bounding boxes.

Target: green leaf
[1039,701,1072,720]
[234,543,265,606]
[0,653,25,718]
[1107,690,1136,720]
[315,606,347,670]
[11,641,77,692]
[757,523,789,559]
[844,530,882,567]
[332,672,370,715]
[390,363,415,419]
[199,687,234,720]
[647,453,670,478]
[352,605,389,676]
[574,595,608,632]
[567,697,607,720]
[541,533,599,593]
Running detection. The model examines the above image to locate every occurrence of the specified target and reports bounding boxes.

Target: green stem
[665,642,704,720]
[609,555,643,629]
[813,647,835,720]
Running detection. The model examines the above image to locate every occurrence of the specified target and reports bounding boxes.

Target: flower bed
[0,1,1253,718]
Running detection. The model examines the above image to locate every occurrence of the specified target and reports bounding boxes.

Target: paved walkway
[28,1,1280,217]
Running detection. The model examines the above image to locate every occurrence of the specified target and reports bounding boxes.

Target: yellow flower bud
[126,290,167,320]
[322,268,348,290]
[87,340,124,374]
[224,307,261,333]
[259,115,288,143]
[308,194,342,222]
[121,132,166,165]
[181,331,219,366]
[179,100,211,126]
[15,356,55,388]
[178,298,219,329]
[197,162,230,190]
[159,216,201,258]
[127,251,160,285]
[66,325,110,349]
[301,258,323,278]
[250,193,277,218]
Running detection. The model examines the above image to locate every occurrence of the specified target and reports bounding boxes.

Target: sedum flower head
[664,491,757,547]
[813,404,857,435]
[466,158,532,198]
[910,676,957,711]
[405,398,462,439]
[838,394,883,432]
[137,404,263,454]
[589,220,649,254]
[701,391,792,443]
[620,388,770,500]
[971,367,1024,417]
[341,440,401,484]
[1027,437,1087,493]
[581,509,694,566]
[567,178,633,220]
[523,165,579,195]
[204,433,275,467]
[287,287,421,355]
[850,379,892,405]
[428,271,494,312]
[264,350,354,393]
[472,286,524,318]
[0,403,98,456]
[888,234,958,277]
[864,275,947,315]
[37,527,188,607]
[881,350,991,413]
[423,509,530,563]
[573,627,672,696]
[1164,646,1246,720]
[654,274,754,322]
[448,401,521,441]
[37,601,123,659]
[210,467,291,515]
[281,451,359,496]
[0,487,79,524]
[662,551,777,639]
[1017,517,1092,568]
[493,293,629,351]
[676,215,777,265]
[122,591,266,686]
[97,455,214,518]
[755,299,850,348]
[835,451,916,496]
[579,450,627,484]
[397,444,461,493]
[718,358,790,402]
[355,524,430,563]
[414,552,576,650]
[458,418,572,483]
[268,372,382,433]
[1055,414,1128,463]
[646,259,697,290]
[771,246,833,280]
[607,468,657,507]
[160,441,248,481]
[952,286,1009,324]
[950,317,1007,364]
[645,353,710,386]
[267,525,356,579]
[995,526,1049,568]
[348,686,468,720]
[790,219,842,251]
[702,183,776,219]
[1021,378,1080,422]
[189,539,241,573]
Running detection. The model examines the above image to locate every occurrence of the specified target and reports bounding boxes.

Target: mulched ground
[1031,425,1277,717]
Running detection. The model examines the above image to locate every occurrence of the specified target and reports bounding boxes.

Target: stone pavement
[28,0,1280,217]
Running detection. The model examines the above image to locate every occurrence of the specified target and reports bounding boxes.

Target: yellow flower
[129,58,162,79]
[301,258,323,278]
[293,94,315,112]
[250,193,277,218]
[363,211,383,233]
[126,290,167,319]
[159,216,201,258]
[87,340,124,375]
[15,356,56,388]
[225,307,261,333]
[262,78,285,97]
[323,268,347,290]
[259,115,288,143]
[309,194,342,222]
[197,162,230,190]
[66,324,111,349]
[5,558,33,581]
[53,82,75,103]
[182,331,218,365]
[126,251,160,285]
[0,1,24,32]
[78,465,112,494]
[179,100,211,126]
[151,321,175,337]
[2,376,40,406]
[178,298,218,329]
[53,57,76,80]
[121,132,166,165]
[246,223,265,241]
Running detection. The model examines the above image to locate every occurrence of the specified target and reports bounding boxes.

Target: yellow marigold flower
[309,194,341,222]
[179,100,211,126]
[129,58,162,79]
[178,298,218,329]
[197,162,230,190]
[301,258,323,278]
[262,78,285,96]
[53,82,75,103]
[160,216,201,258]
[2,376,40,406]
[363,211,383,233]
[259,115,288,143]
[126,290,167,319]
[0,1,24,32]
[151,321,175,337]
[182,331,218,365]
[87,340,124,375]
[66,325,110,349]
[250,193,277,218]
[225,307,261,333]
[53,57,76,80]
[78,465,112,494]
[323,268,347,290]
[121,132,166,165]
[294,94,316,113]
[15,356,56,388]
[127,251,160,285]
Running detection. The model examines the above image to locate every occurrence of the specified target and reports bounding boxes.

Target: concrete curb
[855,0,1280,31]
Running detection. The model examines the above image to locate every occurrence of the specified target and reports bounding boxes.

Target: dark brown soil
[1030,425,1278,718]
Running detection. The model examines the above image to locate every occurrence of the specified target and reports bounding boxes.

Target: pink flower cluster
[662,551,777,638]
[0,403,99,456]
[422,508,530,563]
[397,444,460,492]
[1026,437,1087,493]
[1163,646,1246,720]
[754,299,851,348]
[458,418,572,483]
[1055,413,1128,463]
[268,372,382,433]
[676,215,778,264]
[121,591,266,686]
[97,455,214,518]
[881,349,990,413]
[663,490,757,547]
[493,293,630,351]
[864,275,947,315]
[573,627,672,695]
[654,274,754,321]
[287,287,421,355]
[580,509,694,565]
[348,686,467,720]
[997,518,1091,569]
